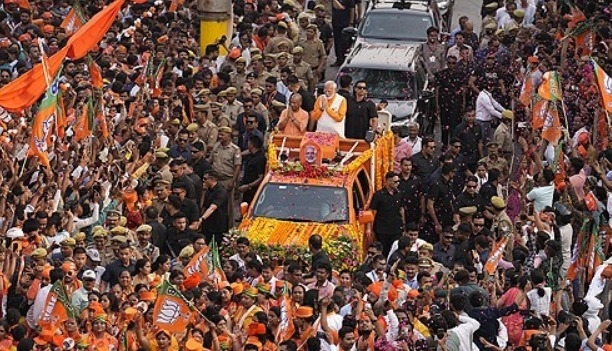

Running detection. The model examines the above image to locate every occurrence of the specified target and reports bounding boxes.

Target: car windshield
[360,11,432,42]
[339,68,415,99]
[252,183,349,223]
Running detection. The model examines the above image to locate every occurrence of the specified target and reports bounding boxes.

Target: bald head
[290,93,303,111]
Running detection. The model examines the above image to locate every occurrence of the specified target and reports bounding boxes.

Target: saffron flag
[153,280,193,332]
[484,228,512,275]
[0,45,68,112]
[0,0,125,112]
[519,70,534,108]
[592,59,612,113]
[183,239,226,285]
[531,95,548,129]
[537,71,562,102]
[28,66,61,168]
[541,102,562,145]
[38,281,76,331]
[60,9,83,36]
[563,4,586,30]
[74,98,93,141]
[151,59,166,98]
[66,0,127,60]
[183,245,210,278]
[57,89,67,138]
[88,58,104,89]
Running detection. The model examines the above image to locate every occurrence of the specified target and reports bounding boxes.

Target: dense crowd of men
[0,0,610,350]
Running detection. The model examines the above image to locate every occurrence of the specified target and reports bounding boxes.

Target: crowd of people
[0,0,609,350]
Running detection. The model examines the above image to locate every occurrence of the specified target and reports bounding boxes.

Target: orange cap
[247,322,267,336]
[228,48,241,59]
[140,291,156,302]
[43,25,54,33]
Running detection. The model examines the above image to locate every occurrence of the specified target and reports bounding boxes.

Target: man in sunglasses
[345,80,377,139]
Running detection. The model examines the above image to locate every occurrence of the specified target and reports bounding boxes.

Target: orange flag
[0,46,68,112]
[563,4,586,30]
[153,280,193,332]
[532,96,548,129]
[592,59,612,113]
[28,72,60,168]
[18,0,30,10]
[66,0,127,60]
[74,98,93,141]
[183,245,210,279]
[38,281,76,331]
[57,89,67,139]
[88,59,104,89]
[60,8,83,36]
[541,103,562,145]
[484,231,512,275]
[519,70,534,108]
[537,71,562,102]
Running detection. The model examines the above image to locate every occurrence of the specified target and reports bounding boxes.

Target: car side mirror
[420,90,434,100]
[342,27,358,35]
[240,202,249,216]
[359,210,374,224]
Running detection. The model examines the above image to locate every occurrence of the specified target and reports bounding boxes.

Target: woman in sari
[497,273,531,345]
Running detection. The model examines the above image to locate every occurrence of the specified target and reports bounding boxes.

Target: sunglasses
[473,223,484,227]
[246,120,256,124]
[453,144,462,148]
[466,185,477,188]
[179,139,188,142]
[355,86,367,90]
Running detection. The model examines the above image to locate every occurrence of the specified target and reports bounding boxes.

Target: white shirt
[73,203,100,233]
[316,313,343,351]
[527,287,552,316]
[526,185,554,212]
[387,238,427,260]
[476,90,505,122]
[559,223,573,277]
[446,314,480,351]
[27,284,52,329]
[403,136,422,154]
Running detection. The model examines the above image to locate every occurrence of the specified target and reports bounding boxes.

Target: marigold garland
[342,148,373,174]
[267,143,280,170]
[237,217,363,268]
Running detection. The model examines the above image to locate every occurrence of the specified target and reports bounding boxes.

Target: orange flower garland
[239,217,363,254]
[267,143,280,170]
[342,149,373,174]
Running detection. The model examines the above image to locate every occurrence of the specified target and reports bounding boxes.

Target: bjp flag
[541,103,562,145]
[538,71,562,102]
[66,0,126,60]
[0,45,68,112]
[88,58,104,89]
[519,71,534,108]
[153,281,193,332]
[593,59,612,113]
[484,229,512,275]
[531,96,548,129]
[28,73,60,168]
[38,281,75,331]
[183,245,210,279]
[74,98,93,141]
[60,8,83,36]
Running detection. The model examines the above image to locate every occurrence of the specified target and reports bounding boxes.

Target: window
[339,67,416,99]
[360,12,433,42]
[252,183,349,223]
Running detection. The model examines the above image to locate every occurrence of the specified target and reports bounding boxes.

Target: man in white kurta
[311,81,347,137]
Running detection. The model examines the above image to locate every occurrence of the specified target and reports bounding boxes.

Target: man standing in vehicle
[310,81,347,137]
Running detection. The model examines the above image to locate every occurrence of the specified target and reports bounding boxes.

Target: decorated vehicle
[236,132,395,269]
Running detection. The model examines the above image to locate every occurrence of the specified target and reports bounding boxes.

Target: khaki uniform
[88,244,115,267]
[212,113,232,128]
[134,243,160,263]
[254,102,270,128]
[291,60,314,90]
[151,198,167,218]
[256,70,275,89]
[264,35,294,54]
[198,120,219,154]
[493,123,513,155]
[211,142,242,225]
[297,38,326,86]
[158,164,173,183]
[479,155,509,179]
[230,71,248,89]
[223,100,244,125]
